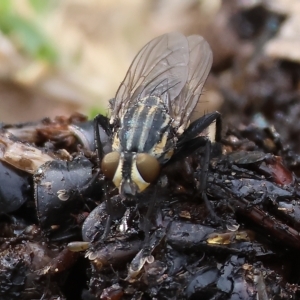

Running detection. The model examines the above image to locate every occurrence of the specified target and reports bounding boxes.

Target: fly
[98,32,221,196]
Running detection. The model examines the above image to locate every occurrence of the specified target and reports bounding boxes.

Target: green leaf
[89,106,107,119]
[28,0,58,13]
[0,0,12,14]
[0,13,58,63]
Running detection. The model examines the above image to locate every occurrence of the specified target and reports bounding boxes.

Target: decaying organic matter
[2,3,300,299]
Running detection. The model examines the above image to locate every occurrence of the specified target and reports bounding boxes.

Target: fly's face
[101,151,161,195]
[100,32,214,196]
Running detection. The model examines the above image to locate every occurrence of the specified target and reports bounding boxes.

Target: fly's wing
[110,32,190,124]
[172,35,213,133]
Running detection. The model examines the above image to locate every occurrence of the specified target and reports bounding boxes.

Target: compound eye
[136,153,160,183]
[101,152,120,179]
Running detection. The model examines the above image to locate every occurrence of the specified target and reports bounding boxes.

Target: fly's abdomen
[113,96,174,163]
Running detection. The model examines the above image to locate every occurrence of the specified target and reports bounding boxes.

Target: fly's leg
[94,115,113,240]
[66,115,110,205]
[101,183,112,240]
[76,169,101,194]
[172,111,223,224]
[169,111,222,164]
[179,111,221,144]
[126,193,170,282]
[199,139,223,225]
[94,115,105,162]
[142,187,158,250]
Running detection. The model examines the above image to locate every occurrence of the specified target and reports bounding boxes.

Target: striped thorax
[102,96,174,195]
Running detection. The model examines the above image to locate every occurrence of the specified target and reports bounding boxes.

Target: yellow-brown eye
[101,152,120,179]
[136,153,160,183]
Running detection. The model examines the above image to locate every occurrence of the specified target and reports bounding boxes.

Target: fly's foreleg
[94,115,113,239]
[94,115,105,162]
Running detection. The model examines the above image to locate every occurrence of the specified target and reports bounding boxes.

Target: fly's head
[101,151,161,196]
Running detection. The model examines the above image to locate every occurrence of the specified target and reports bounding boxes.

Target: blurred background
[0,0,298,124]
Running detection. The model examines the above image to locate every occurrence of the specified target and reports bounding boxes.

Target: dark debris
[2,2,300,299]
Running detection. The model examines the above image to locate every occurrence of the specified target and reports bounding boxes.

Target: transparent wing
[110,32,190,124]
[172,35,213,132]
